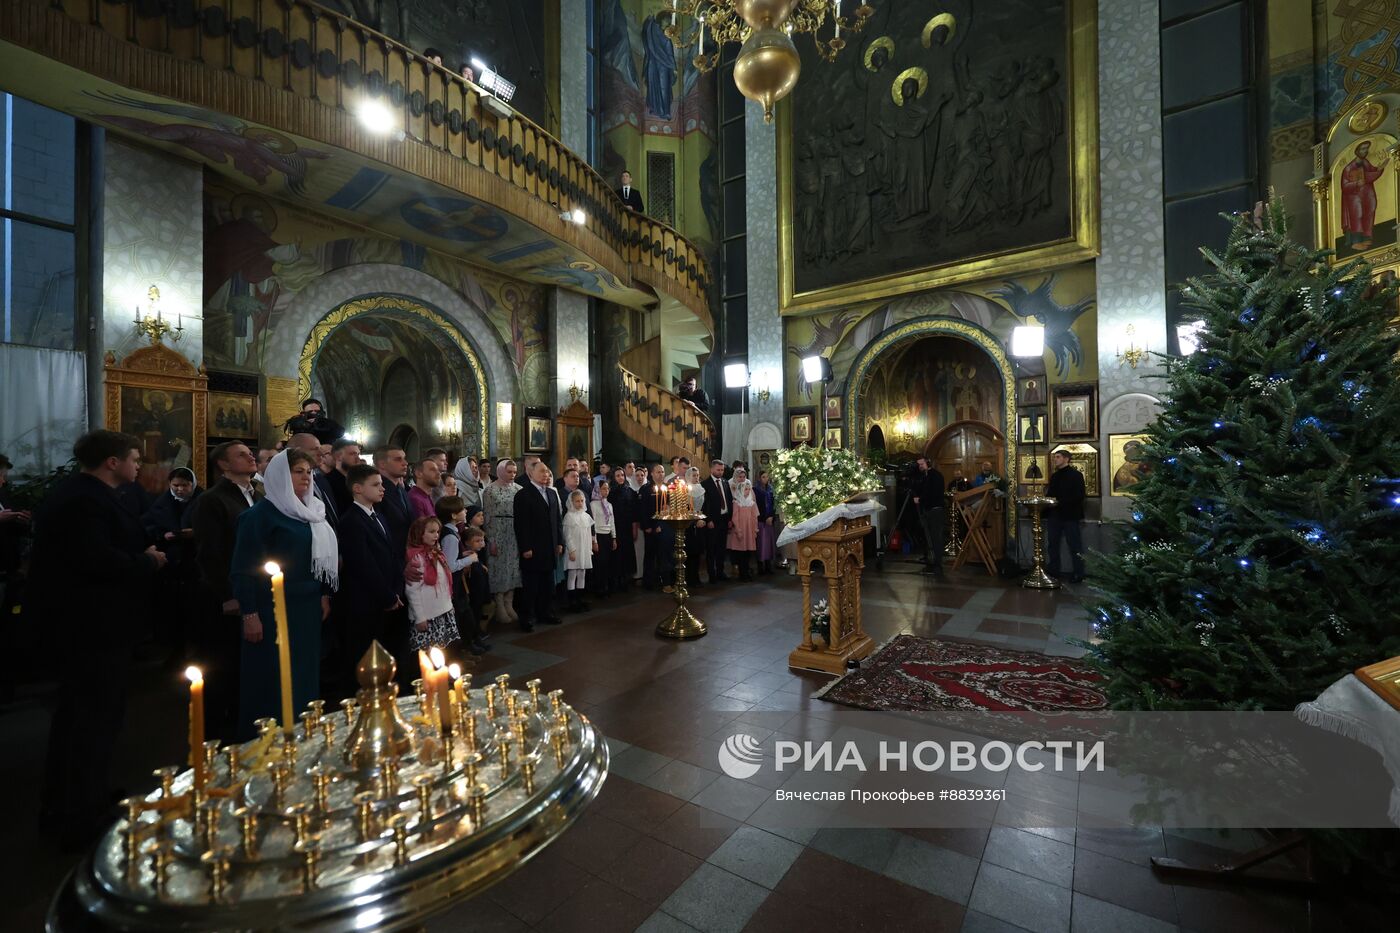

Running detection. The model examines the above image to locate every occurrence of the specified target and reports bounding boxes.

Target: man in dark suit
[616,169,645,213]
[1045,449,1087,583]
[514,459,564,631]
[700,458,733,583]
[33,431,167,849]
[190,441,261,741]
[326,438,360,511]
[911,457,947,578]
[373,445,413,556]
[334,464,403,696]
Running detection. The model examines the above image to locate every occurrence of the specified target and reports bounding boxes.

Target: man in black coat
[911,457,947,578]
[33,431,167,849]
[283,397,346,445]
[334,465,403,696]
[1044,449,1087,583]
[190,441,261,741]
[700,459,732,583]
[514,459,564,631]
[616,169,645,213]
[638,463,672,589]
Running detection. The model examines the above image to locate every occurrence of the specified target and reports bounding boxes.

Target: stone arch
[746,420,783,454]
[269,262,519,405]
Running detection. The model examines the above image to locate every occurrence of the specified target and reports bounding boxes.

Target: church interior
[2,0,1400,929]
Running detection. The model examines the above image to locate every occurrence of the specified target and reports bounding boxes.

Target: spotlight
[724,362,749,389]
[355,97,397,135]
[1176,320,1206,354]
[570,207,586,225]
[1010,325,1045,358]
[801,355,832,384]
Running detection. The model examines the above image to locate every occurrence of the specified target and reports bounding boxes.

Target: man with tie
[333,464,403,697]
[513,459,564,630]
[373,445,413,556]
[701,458,733,583]
[616,169,645,213]
[190,441,263,741]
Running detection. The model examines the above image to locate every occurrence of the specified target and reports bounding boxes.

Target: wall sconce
[567,367,588,404]
[132,284,183,345]
[753,369,772,404]
[1116,324,1148,369]
[434,417,461,443]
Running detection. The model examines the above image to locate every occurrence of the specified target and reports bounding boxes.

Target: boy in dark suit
[616,169,644,212]
[334,464,403,695]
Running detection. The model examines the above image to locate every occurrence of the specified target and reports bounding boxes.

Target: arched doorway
[927,420,1008,557]
[844,315,1017,542]
[298,295,490,458]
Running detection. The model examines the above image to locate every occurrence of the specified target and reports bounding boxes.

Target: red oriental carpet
[814,635,1108,713]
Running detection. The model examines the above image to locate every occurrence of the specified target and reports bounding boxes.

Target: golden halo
[142,389,173,411]
[229,192,279,234]
[890,67,929,106]
[240,126,298,154]
[1348,99,1388,135]
[863,36,894,72]
[921,13,957,48]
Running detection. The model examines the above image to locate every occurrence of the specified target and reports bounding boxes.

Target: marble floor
[0,560,1385,931]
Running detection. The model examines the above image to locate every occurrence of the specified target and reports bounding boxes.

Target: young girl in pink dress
[726,479,758,581]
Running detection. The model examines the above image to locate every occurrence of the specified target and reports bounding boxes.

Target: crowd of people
[0,418,787,847]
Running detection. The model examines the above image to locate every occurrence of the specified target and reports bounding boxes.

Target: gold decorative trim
[843,316,1017,537]
[104,342,209,486]
[296,295,490,459]
[776,0,1100,314]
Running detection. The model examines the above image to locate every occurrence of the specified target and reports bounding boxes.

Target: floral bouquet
[809,598,831,646]
[772,445,883,525]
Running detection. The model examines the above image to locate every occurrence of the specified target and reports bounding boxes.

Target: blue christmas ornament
[1213,421,1224,429]
[1131,509,1144,522]
[1239,307,1258,324]
[1238,558,1251,568]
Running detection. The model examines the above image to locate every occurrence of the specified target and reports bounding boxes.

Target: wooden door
[925,421,1006,559]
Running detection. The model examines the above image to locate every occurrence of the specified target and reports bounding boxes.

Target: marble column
[548,288,590,414]
[732,100,786,461]
[1095,0,1166,512]
[557,1,588,158]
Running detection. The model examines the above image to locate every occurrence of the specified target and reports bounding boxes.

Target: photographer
[283,398,346,446]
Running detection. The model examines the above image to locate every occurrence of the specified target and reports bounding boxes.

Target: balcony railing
[618,364,715,464]
[5,0,711,310]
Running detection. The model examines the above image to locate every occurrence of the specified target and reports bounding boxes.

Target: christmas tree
[1087,201,1400,710]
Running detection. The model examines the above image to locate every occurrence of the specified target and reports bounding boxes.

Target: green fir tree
[1086,202,1400,710]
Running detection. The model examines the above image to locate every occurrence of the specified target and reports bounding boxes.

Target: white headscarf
[734,479,756,508]
[263,450,339,590]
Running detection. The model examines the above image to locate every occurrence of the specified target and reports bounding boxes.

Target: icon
[717,734,763,780]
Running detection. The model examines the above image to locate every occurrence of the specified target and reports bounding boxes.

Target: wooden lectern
[788,514,875,674]
[951,485,998,574]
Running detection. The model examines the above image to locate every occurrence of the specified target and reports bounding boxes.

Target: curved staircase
[617,364,715,466]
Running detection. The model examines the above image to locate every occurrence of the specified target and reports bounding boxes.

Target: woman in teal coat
[230,448,338,739]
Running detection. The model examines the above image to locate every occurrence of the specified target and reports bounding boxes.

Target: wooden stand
[788,516,875,675]
[950,486,998,574]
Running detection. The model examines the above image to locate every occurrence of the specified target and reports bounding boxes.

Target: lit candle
[264,562,294,737]
[448,662,466,708]
[134,304,140,324]
[698,16,705,55]
[186,666,206,789]
[429,647,452,733]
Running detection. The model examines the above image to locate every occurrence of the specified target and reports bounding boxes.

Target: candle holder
[1019,495,1060,590]
[48,642,608,932]
[654,479,707,639]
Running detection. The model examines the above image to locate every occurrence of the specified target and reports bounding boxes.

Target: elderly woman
[230,449,336,739]
[482,458,522,627]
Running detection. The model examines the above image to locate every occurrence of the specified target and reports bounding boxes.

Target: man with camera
[283,398,346,445]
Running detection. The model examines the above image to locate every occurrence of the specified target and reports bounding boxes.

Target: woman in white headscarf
[230,448,338,738]
[727,478,758,581]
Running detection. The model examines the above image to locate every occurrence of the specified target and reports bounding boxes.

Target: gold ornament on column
[734,26,802,123]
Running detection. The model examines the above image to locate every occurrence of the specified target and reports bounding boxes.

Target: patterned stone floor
[0,560,1385,931]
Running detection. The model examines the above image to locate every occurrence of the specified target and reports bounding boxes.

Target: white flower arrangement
[772,445,883,524]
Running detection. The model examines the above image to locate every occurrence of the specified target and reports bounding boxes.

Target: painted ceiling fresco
[0,50,646,307]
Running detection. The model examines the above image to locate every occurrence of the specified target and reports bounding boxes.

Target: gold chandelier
[664,0,875,122]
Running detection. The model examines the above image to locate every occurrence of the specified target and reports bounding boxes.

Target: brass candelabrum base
[1020,496,1060,590]
[655,514,707,640]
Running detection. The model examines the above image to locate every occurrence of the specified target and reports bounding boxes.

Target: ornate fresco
[858,336,1005,454]
[203,176,549,405]
[779,0,1098,311]
[782,263,1099,405]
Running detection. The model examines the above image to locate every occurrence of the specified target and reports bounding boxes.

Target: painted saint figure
[1341,140,1385,251]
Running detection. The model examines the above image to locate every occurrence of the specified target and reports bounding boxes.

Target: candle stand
[1020,495,1060,590]
[48,642,608,932]
[653,478,707,640]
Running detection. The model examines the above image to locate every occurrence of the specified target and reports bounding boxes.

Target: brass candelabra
[1019,495,1060,590]
[653,479,708,640]
[943,489,963,559]
[48,642,608,932]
